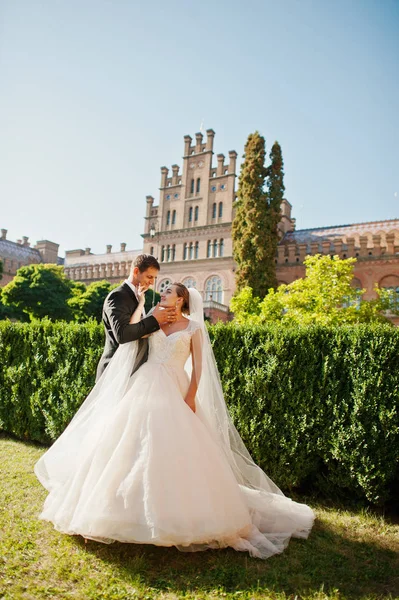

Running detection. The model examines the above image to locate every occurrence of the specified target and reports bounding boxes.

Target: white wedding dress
[35,305,314,559]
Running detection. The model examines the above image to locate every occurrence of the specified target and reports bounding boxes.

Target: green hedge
[0,320,103,443]
[1,320,398,505]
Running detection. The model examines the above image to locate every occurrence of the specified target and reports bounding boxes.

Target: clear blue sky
[1,0,398,256]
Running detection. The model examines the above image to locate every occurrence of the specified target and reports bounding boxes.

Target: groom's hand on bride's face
[152,303,177,325]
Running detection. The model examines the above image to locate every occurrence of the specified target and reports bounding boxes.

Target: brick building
[0,228,62,287]
[63,129,399,323]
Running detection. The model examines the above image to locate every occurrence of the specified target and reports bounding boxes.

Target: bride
[35,283,314,559]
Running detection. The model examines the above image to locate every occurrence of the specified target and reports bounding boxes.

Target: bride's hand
[137,284,146,304]
[184,393,196,413]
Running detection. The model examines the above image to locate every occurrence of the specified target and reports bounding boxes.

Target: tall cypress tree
[232,132,277,297]
[265,140,284,274]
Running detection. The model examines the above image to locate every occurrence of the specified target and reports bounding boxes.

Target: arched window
[194,206,199,221]
[158,278,171,293]
[218,202,223,218]
[188,206,193,222]
[219,239,224,257]
[190,179,195,194]
[172,244,176,261]
[195,241,199,259]
[167,245,170,262]
[213,239,218,257]
[183,243,187,260]
[379,275,399,310]
[172,210,176,225]
[189,242,194,260]
[212,203,217,219]
[166,210,170,225]
[150,246,154,256]
[385,286,399,309]
[183,277,196,288]
[161,245,165,262]
[207,240,211,258]
[196,178,201,194]
[205,275,223,303]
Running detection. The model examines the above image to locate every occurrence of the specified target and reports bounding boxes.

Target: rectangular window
[213,239,218,258]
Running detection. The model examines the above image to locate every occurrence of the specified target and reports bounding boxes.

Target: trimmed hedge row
[1,320,398,505]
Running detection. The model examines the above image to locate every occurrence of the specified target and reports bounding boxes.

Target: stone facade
[0,228,61,287]
[64,244,141,284]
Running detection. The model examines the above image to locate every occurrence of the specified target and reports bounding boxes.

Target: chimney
[206,129,215,151]
[106,244,112,254]
[171,164,179,185]
[228,150,237,174]
[146,195,154,218]
[1,229,7,240]
[217,154,225,176]
[17,239,22,245]
[120,243,126,252]
[85,247,91,255]
[184,135,192,156]
[160,166,169,188]
[22,236,30,247]
[195,132,203,153]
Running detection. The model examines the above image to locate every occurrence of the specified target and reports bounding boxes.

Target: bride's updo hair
[173,282,190,314]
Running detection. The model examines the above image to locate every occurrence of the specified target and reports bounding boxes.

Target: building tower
[143,129,238,319]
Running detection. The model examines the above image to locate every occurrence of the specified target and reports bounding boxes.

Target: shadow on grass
[74,517,399,599]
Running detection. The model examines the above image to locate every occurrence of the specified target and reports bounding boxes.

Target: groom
[96,253,176,381]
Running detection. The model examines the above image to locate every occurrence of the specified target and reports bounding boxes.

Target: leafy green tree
[68,280,161,322]
[229,286,261,324]
[144,288,161,314]
[2,264,74,321]
[231,254,394,325]
[68,280,113,322]
[232,131,276,297]
[0,290,28,321]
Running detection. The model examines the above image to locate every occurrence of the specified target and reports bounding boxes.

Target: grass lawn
[0,433,398,600]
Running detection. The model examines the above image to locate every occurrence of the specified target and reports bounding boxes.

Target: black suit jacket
[96,283,160,381]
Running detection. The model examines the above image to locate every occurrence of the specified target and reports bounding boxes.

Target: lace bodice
[147,320,200,368]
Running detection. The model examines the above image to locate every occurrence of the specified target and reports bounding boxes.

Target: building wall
[0,229,60,287]
[64,245,141,284]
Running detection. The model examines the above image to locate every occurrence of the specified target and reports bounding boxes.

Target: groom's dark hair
[133,254,160,273]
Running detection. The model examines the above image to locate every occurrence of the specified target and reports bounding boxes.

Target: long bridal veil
[187,288,282,496]
[188,287,314,547]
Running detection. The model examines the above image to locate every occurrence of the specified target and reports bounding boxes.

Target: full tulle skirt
[35,362,314,559]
